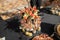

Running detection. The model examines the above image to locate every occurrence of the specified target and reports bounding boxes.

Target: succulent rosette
[19,6,41,37]
[32,34,54,40]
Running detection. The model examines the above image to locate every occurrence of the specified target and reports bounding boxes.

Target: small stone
[25,32,29,35]
[25,32,32,37]
[28,32,32,37]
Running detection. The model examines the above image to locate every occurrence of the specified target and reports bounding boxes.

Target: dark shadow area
[6,17,20,32]
[41,22,55,35]
[30,0,41,10]
[0,17,7,38]
[0,33,5,38]
[0,17,2,20]
[40,8,52,14]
